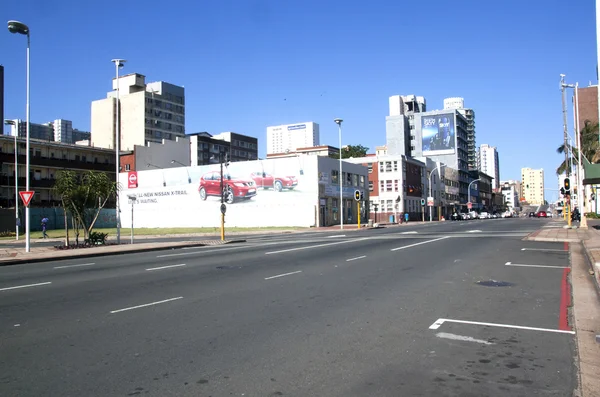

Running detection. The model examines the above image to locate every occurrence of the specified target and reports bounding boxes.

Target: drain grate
[476,280,514,287]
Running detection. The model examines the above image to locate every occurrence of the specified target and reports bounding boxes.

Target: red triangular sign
[19,191,34,207]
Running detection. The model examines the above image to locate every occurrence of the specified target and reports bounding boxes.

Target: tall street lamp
[112,58,126,245]
[8,20,31,252]
[147,163,166,186]
[468,178,482,210]
[171,159,191,183]
[4,119,19,240]
[334,118,343,229]
[428,163,445,222]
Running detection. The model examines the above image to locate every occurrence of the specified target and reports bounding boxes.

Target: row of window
[331,170,366,187]
[232,140,258,150]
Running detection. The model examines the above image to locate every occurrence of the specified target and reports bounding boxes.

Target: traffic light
[354,190,363,201]
[560,187,565,195]
[564,178,571,195]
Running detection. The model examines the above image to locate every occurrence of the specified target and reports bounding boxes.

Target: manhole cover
[476,280,514,287]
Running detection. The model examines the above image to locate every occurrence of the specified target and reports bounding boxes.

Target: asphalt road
[0,218,577,396]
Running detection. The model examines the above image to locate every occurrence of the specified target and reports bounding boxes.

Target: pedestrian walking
[41,217,49,239]
[404,212,409,223]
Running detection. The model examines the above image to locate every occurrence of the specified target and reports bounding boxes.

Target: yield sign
[19,191,34,207]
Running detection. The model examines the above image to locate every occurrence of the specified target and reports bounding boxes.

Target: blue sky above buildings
[1,0,597,199]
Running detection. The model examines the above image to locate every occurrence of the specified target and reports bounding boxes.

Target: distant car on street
[536,211,547,218]
[529,212,536,218]
[198,171,257,204]
[250,172,298,192]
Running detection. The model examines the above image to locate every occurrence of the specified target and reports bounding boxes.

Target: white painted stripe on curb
[436,332,494,345]
[391,236,451,251]
[346,255,366,262]
[146,264,187,271]
[0,282,52,292]
[54,263,95,269]
[505,262,567,269]
[110,297,183,314]
[264,270,302,280]
[429,318,575,334]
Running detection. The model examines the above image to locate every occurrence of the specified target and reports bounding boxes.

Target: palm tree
[556,121,600,175]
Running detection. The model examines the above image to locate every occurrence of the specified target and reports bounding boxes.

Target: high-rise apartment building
[478,144,500,189]
[521,167,545,205]
[386,95,426,157]
[91,73,185,151]
[6,118,89,144]
[444,97,477,170]
[266,122,319,155]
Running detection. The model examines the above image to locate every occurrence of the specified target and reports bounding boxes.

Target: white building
[266,122,320,155]
[478,144,500,189]
[443,97,477,171]
[443,97,465,110]
[500,182,519,212]
[120,136,191,173]
[521,167,545,205]
[91,73,185,151]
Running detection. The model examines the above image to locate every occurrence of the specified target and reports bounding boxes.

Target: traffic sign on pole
[467,202,472,210]
[427,196,434,207]
[19,191,34,207]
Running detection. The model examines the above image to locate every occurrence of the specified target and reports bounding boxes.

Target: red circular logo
[129,173,137,183]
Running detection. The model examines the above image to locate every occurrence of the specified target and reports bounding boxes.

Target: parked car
[198,171,257,204]
[536,211,547,218]
[250,172,298,192]
[451,212,462,221]
[528,212,536,218]
[480,211,489,219]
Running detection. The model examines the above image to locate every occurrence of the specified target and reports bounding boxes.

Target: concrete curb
[0,239,247,267]
[581,240,600,296]
[523,237,583,243]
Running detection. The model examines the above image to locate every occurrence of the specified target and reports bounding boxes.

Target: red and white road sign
[467,202,473,210]
[128,171,138,188]
[19,191,34,207]
[427,196,434,207]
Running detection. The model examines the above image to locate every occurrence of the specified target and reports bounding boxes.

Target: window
[369,181,373,191]
[352,174,358,186]
[332,170,339,184]
[394,180,399,192]
[368,163,373,173]
[360,175,365,186]
[82,155,87,162]
[393,161,398,171]
[386,180,392,192]
[125,164,131,171]
[380,180,385,191]
[385,161,392,172]
[379,162,384,172]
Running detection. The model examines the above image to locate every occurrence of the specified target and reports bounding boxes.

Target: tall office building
[386,94,426,156]
[266,122,319,155]
[521,167,545,205]
[0,65,4,134]
[91,73,185,151]
[6,119,54,141]
[7,118,89,143]
[478,144,500,189]
[189,131,258,165]
[444,97,477,170]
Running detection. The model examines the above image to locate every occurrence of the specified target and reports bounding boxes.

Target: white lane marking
[391,236,451,251]
[521,248,566,252]
[264,270,302,280]
[265,238,369,255]
[53,262,95,269]
[346,255,366,262]
[428,318,575,335]
[467,230,482,233]
[14,324,20,327]
[505,262,567,269]
[110,296,183,314]
[0,282,52,292]
[401,231,418,234]
[326,234,346,238]
[146,264,187,271]
[157,245,248,257]
[436,332,494,345]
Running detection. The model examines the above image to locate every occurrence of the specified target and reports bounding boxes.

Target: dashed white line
[391,236,451,251]
[435,332,494,345]
[110,297,183,314]
[467,230,482,233]
[157,245,248,257]
[265,238,369,255]
[264,270,302,280]
[326,234,347,238]
[505,262,567,269]
[0,282,52,292]
[429,318,575,335]
[146,264,187,271]
[53,262,96,269]
[401,231,418,234]
[346,255,366,262]
[521,248,566,252]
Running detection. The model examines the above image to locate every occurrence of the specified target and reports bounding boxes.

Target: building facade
[501,182,519,212]
[0,65,3,134]
[266,145,339,159]
[6,119,90,144]
[0,135,115,207]
[521,167,545,205]
[577,85,598,126]
[478,144,500,189]
[120,136,191,173]
[189,131,258,166]
[91,73,185,151]
[469,170,493,211]
[266,122,320,155]
[443,97,477,171]
[386,95,426,157]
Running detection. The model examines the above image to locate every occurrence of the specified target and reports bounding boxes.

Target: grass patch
[0,226,304,240]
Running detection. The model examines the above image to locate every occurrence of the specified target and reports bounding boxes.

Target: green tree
[330,144,369,159]
[556,121,600,175]
[52,170,77,246]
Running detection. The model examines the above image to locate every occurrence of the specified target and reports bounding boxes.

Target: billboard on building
[421,113,456,155]
[119,157,321,228]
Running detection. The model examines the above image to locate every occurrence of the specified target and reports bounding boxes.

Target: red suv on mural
[250,172,298,192]
[198,171,257,204]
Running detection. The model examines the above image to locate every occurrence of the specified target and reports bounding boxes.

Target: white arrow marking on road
[391,236,451,251]
[429,318,575,334]
[505,262,567,269]
[436,332,494,345]
[401,231,418,234]
[0,282,52,292]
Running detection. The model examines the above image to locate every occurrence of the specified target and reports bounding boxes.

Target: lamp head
[112,59,126,68]
[4,120,16,126]
[7,20,29,36]
[334,118,343,125]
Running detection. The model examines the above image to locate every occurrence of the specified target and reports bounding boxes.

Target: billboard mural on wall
[422,113,456,155]
[119,157,319,228]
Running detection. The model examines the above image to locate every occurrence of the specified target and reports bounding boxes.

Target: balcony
[0,176,56,189]
[0,153,115,173]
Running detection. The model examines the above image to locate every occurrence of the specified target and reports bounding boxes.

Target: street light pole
[5,120,19,240]
[468,178,482,210]
[575,83,587,228]
[8,20,31,252]
[334,118,343,230]
[428,164,444,222]
[171,159,191,183]
[112,58,126,245]
[560,75,570,178]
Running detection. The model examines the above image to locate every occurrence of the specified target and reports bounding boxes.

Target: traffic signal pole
[357,201,361,229]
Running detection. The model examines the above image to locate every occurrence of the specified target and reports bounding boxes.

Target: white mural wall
[119,156,319,228]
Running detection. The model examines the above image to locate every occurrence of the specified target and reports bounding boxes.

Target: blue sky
[1,0,597,200]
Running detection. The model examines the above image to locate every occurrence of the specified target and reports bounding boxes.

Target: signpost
[467,202,472,210]
[220,203,227,240]
[128,195,137,244]
[354,190,363,229]
[19,191,34,207]
[421,198,425,222]
[427,196,434,207]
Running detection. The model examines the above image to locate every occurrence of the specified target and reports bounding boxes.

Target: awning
[582,156,600,185]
